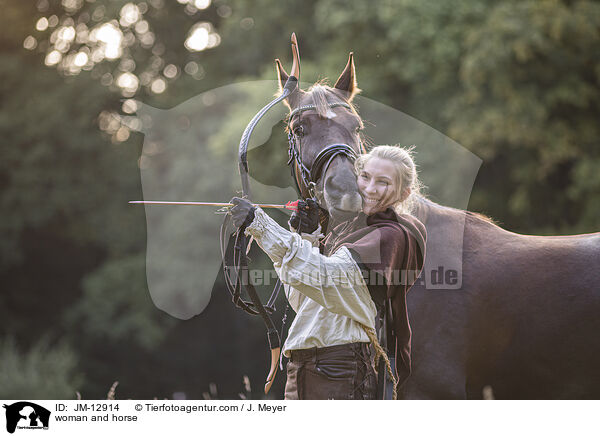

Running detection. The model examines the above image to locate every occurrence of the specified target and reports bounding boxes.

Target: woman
[231,145,426,400]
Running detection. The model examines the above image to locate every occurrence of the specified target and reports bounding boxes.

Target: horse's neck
[412,195,515,246]
[412,196,464,227]
[414,195,490,228]
[414,195,600,252]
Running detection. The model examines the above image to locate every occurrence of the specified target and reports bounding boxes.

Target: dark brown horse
[275,37,600,399]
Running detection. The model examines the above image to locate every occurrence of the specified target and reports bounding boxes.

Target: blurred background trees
[1,0,598,399]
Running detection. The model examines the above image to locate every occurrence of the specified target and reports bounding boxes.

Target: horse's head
[276,34,363,223]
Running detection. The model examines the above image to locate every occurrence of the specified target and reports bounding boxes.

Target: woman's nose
[364,181,377,193]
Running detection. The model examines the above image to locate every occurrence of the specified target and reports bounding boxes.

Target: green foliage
[66,254,175,349]
[0,52,146,268]
[447,0,600,232]
[0,336,83,399]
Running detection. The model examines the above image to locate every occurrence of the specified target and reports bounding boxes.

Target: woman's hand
[230,197,256,229]
[289,198,320,233]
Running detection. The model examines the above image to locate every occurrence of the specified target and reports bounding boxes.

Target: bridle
[286,102,363,199]
[219,76,364,395]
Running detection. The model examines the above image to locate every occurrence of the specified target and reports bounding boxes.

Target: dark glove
[230,197,256,229]
[288,198,320,234]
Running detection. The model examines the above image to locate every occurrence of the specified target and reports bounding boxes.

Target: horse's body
[406,197,600,399]
[273,35,600,399]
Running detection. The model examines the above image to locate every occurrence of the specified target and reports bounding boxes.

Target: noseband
[287,102,361,198]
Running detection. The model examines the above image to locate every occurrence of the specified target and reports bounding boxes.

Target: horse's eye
[294,126,304,137]
[355,126,362,134]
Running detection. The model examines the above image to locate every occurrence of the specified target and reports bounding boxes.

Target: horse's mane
[280,81,363,128]
[466,210,497,225]
[308,83,362,121]
[413,194,498,226]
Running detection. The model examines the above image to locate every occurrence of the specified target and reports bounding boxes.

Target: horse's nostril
[324,177,362,212]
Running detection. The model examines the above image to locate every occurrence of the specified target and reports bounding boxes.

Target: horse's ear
[334,52,358,101]
[275,58,289,91]
[275,59,299,109]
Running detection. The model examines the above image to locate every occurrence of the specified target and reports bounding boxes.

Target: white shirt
[245,207,377,357]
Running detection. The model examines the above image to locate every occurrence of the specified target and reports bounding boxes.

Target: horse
[274,37,600,399]
[407,198,600,399]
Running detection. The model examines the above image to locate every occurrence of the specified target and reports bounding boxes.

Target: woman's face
[357,157,398,215]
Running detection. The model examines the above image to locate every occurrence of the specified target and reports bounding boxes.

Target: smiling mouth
[363,198,379,204]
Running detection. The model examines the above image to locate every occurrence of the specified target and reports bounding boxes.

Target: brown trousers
[284,343,377,400]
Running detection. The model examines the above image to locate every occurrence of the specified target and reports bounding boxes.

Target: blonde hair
[361,324,398,400]
[354,145,422,215]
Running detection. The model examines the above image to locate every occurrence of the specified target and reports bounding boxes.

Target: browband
[289,102,352,120]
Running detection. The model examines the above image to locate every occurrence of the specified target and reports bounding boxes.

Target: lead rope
[361,324,398,400]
